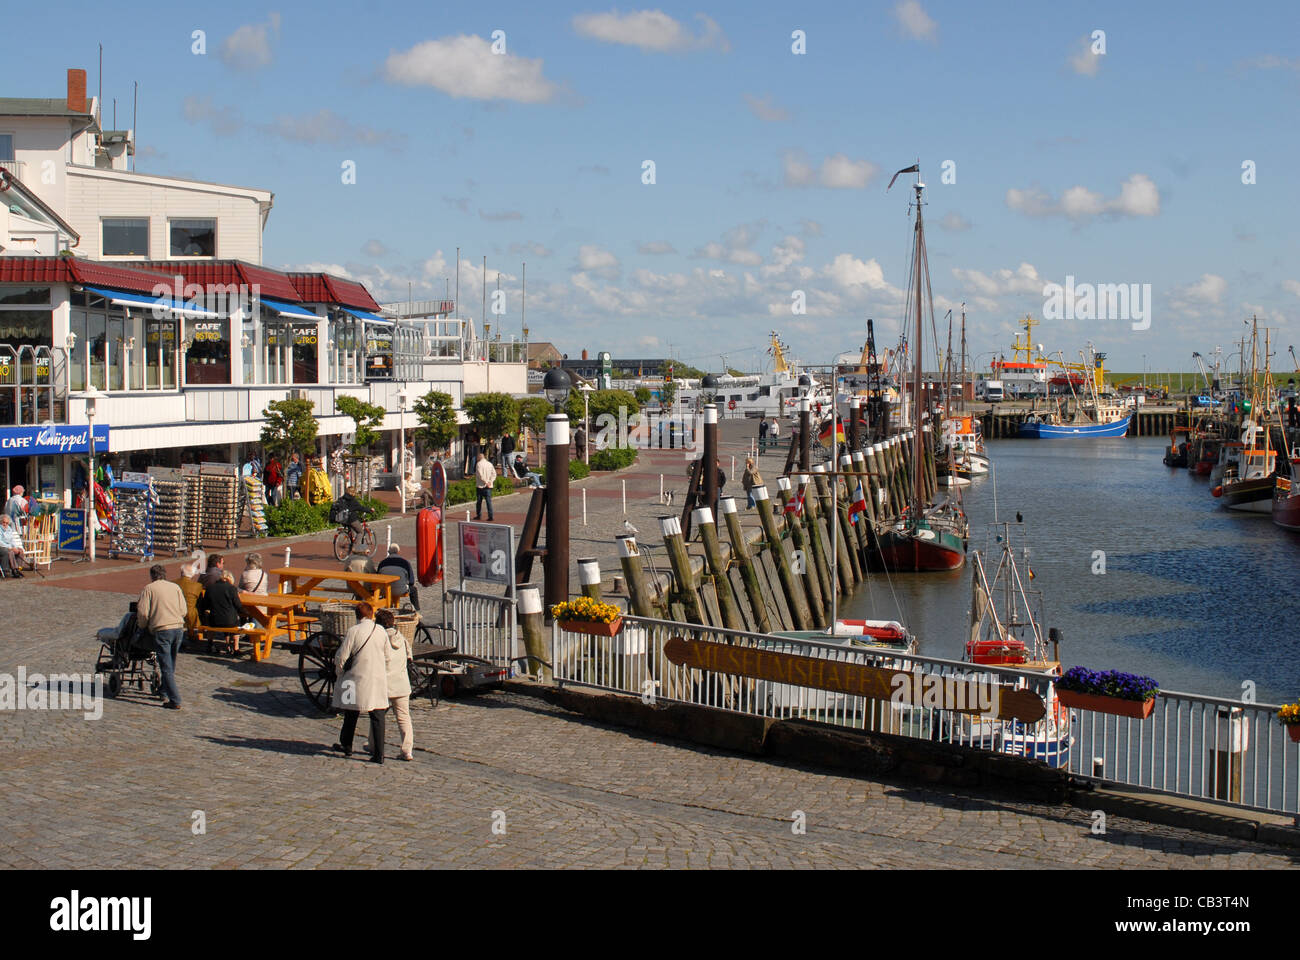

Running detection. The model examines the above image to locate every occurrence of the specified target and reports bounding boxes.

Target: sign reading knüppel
[0,425,110,456]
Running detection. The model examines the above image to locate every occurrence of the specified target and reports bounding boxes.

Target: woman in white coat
[375,608,414,761]
[331,601,389,763]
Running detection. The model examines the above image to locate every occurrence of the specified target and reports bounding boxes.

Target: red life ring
[728,399,737,411]
[417,506,444,586]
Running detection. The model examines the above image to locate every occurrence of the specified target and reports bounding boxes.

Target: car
[1191,395,1221,407]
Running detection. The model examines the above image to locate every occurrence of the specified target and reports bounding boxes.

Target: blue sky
[11,1,1300,372]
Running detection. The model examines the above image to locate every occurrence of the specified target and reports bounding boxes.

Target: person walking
[500,431,516,475]
[331,602,388,764]
[741,457,762,509]
[285,454,303,500]
[137,564,188,710]
[263,456,284,506]
[573,424,587,461]
[376,608,414,761]
[239,552,269,595]
[474,452,496,521]
[758,418,769,450]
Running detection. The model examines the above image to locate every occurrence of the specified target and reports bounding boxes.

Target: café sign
[0,424,110,456]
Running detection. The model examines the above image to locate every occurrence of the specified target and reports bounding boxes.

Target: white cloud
[638,241,676,255]
[950,262,1044,297]
[257,109,403,150]
[783,151,878,189]
[1006,174,1160,222]
[577,244,621,278]
[693,222,765,266]
[509,241,554,258]
[893,0,936,42]
[744,93,789,122]
[221,14,281,71]
[572,10,729,53]
[1284,279,1300,297]
[362,239,389,258]
[1068,34,1101,77]
[1182,273,1227,304]
[383,35,559,103]
[1237,54,1300,72]
[825,254,887,290]
[939,211,971,232]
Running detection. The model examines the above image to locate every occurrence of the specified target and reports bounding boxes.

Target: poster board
[458,521,514,590]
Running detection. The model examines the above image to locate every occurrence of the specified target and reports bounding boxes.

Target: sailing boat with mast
[941,306,989,482]
[871,166,969,572]
[1215,319,1279,513]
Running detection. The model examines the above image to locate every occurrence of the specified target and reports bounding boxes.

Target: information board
[458,521,514,589]
[58,509,85,554]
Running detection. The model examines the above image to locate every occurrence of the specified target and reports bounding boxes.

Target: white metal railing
[449,589,518,668]
[0,159,25,182]
[550,614,1300,817]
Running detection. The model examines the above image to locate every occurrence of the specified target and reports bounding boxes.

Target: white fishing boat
[676,332,831,419]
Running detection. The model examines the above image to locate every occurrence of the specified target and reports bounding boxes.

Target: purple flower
[1057,666,1158,702]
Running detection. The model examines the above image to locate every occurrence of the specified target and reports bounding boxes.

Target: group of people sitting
[173,551,273,634]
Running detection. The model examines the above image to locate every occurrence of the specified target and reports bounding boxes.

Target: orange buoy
[1211,486,1223,498]
[417,506,443,586]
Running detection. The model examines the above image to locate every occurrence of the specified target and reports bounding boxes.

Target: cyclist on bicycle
[335,487,371,539]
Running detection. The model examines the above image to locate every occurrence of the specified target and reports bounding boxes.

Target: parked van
[976,379,1004,402]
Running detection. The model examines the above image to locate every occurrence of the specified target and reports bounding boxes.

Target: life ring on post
[417,506,444,586]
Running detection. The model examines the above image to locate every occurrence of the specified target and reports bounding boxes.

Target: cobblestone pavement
[2,581,1297,869]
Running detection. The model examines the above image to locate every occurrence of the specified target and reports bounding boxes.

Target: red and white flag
[849,483,868,524]
[783,486,805,516]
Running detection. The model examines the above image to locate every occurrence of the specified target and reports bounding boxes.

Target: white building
[0,68,525,500]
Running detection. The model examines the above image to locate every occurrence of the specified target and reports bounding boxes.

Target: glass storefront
[68,290,179,393]
[185,318,230,385]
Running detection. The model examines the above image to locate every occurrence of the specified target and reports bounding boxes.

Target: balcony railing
[0,159,26,182]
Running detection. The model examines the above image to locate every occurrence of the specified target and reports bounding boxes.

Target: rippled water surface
[842,436,1300,702]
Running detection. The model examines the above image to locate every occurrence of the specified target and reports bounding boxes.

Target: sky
[9,1,1300,374]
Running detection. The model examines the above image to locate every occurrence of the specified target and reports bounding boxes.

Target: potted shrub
[1056,667,1159,719]
[1277,703,1300,743]
[551,597,623,636]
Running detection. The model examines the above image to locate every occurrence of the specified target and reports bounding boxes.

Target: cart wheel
[440,674,458,700]
[298,630,341,714]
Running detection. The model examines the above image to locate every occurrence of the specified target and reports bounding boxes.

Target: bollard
[837,454,864,583]
[801,471,837,603]
[582,488,587,526]
[752,485,812,630]
[544,413,571,613]
[659,514,705,624]
[386,523,392,554]
[703,404,719,515]
[1092,757,1104,779]
[577,557,603,601]
[779,476,824,625]
[616,534,658,618]
[659,473,664,503]
[720,496,771,634]
[694,506,744,632]
[518,586,550,681]
[622,479,626,515]
[798,397,811,472]
[1209,706,1247,803]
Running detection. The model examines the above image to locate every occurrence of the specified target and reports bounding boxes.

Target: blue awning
[261,297,320,322]
[83,284,219,318]
[341,306,393,325]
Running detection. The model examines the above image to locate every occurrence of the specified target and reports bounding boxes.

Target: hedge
[589,447,637,471]
[264,494,388,538]
[447,475,515,506]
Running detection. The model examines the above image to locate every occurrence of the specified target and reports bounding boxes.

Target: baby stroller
[94,602,163,699]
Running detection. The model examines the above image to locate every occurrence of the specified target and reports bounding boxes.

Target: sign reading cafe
[0,425,110,456]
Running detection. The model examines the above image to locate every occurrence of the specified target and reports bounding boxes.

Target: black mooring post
[703,403,718,515]
[799,396,811,472]
[544,413,570,613]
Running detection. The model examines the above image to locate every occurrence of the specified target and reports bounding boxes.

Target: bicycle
[331,512,377,561]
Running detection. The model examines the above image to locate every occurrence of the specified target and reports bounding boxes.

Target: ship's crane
[1191,351,1214,393]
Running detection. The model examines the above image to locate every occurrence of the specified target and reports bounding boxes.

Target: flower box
[560,617,623,637]
[1057,688,1156,719]
[1287,725,1300,744]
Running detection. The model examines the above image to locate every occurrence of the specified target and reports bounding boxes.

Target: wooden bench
[193,625,271,661]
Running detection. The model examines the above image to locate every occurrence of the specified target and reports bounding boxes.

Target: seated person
[199,570,248,628]
[511,453,543,488]
[0,514,27,577]
[376,544,419,611]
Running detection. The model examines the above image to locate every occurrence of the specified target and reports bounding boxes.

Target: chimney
[67,69,87,114]
[581,349,589,361]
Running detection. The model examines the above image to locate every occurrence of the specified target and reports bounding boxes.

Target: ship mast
[911,177,926,509]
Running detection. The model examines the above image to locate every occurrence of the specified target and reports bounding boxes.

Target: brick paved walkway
[2,577,1297,869]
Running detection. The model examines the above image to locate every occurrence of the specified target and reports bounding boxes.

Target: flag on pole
[818,420,845,444]
[783,486,805,516]
[848,483,868,525]
[887,163,921,191]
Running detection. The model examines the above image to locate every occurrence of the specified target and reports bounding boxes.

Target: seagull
[623,520,639,536]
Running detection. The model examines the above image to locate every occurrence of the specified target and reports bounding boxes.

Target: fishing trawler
[947,522,1072,767]
[1018,344,1131,438]
[675,333,831,419]
[1214,321,1280,513]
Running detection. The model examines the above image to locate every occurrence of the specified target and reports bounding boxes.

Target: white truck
[976,379,1004,402]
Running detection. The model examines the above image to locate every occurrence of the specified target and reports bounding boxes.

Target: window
[102,218,149,257]
[169,218,216,257]
[0,134,12,162]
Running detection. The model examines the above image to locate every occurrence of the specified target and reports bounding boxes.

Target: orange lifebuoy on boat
[1211,485,1223,498]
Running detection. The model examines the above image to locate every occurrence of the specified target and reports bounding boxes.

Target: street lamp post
[579,382,594,463]
[82,386,104,563]
[398,387,411,514]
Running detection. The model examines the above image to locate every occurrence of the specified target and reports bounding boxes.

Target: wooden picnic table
[237,592,314,661]
[268,567,399,610]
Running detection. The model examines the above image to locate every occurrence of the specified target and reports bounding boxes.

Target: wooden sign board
[664,636,1045,724]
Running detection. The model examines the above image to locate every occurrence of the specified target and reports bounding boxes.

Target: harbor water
[843,436,1300,704]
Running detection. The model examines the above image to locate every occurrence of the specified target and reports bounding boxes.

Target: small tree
[518,396,553,436]
[261,397,318,462]
[414,390,458,454]
[463,392,519,443]
[658,362,677,408]
[335,395,386,454]
[634,387,651,406]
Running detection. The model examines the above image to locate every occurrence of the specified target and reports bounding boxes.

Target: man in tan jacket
[138,564,188,710]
